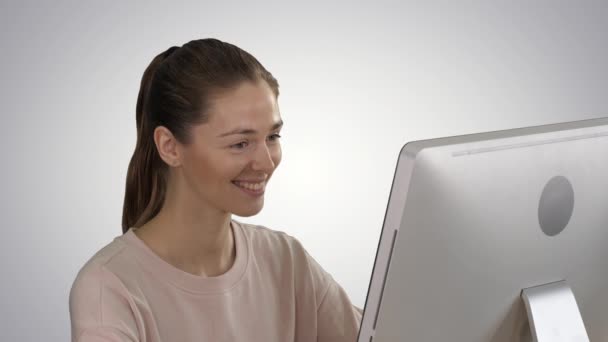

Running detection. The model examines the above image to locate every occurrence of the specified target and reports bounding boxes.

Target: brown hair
[121,38,279,234]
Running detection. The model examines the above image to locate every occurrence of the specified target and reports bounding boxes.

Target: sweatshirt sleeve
[69,263,140,342]
[296,241,363,342]
[316,278,363,342]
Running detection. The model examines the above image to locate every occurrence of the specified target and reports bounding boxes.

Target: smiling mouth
[232,180,265,191]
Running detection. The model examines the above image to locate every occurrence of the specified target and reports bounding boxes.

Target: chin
[233,205,263,217]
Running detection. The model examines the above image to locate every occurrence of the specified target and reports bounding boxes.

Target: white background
[1,1,607,340]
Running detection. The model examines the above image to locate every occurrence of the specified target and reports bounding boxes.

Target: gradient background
[1,1,607,340]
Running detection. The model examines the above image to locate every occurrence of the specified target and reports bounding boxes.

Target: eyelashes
[231,133,282,150]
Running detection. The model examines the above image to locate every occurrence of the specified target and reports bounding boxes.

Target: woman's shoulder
[235,220,335,300]
[69,233,137,303]
[69,233,142,341]
[235,219,307,253]
[235,219,323,272]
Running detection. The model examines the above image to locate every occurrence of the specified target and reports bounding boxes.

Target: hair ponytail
[121,47,179,233]
[121,39,279,234]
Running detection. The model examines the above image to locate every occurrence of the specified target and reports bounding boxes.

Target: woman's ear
[154,126,182,167]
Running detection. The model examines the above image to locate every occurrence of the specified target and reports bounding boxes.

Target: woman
[69,38,362,342]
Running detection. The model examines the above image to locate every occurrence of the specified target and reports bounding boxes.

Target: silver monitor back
[358,117,608,341]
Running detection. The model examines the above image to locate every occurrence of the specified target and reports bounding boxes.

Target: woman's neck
[133,207,236,277]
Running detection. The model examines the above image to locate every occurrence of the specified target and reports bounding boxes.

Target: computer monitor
[357,117,608,342]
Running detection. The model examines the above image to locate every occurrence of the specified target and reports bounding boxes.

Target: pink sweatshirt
[69,219,362,341]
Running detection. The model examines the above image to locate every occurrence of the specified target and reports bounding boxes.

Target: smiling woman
[68,38,362,342]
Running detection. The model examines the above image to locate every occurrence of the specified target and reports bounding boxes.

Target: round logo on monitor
[538,175,575,237]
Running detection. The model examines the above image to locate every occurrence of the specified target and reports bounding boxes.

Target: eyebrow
[217,119,284,138]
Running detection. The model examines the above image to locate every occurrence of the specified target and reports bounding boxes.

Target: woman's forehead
[205,81,280,129]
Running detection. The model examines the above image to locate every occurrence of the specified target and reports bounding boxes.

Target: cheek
[186,158,216,183]
[272,145,282,167]
[186,152,232,182]
[220,154,252,179]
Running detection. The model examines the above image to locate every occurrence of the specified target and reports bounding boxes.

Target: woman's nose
[252,143,275,171]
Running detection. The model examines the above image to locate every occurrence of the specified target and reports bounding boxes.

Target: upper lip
[233,179,266,183]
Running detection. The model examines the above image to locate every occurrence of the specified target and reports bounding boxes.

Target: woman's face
[177,80,283,217]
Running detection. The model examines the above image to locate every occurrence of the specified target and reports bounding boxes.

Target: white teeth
[234,181,264,191]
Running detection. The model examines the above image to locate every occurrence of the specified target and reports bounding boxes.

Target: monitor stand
[521,280,589,342]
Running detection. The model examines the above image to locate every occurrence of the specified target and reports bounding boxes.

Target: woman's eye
[231,141,249,149]
[231,135,280,149]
